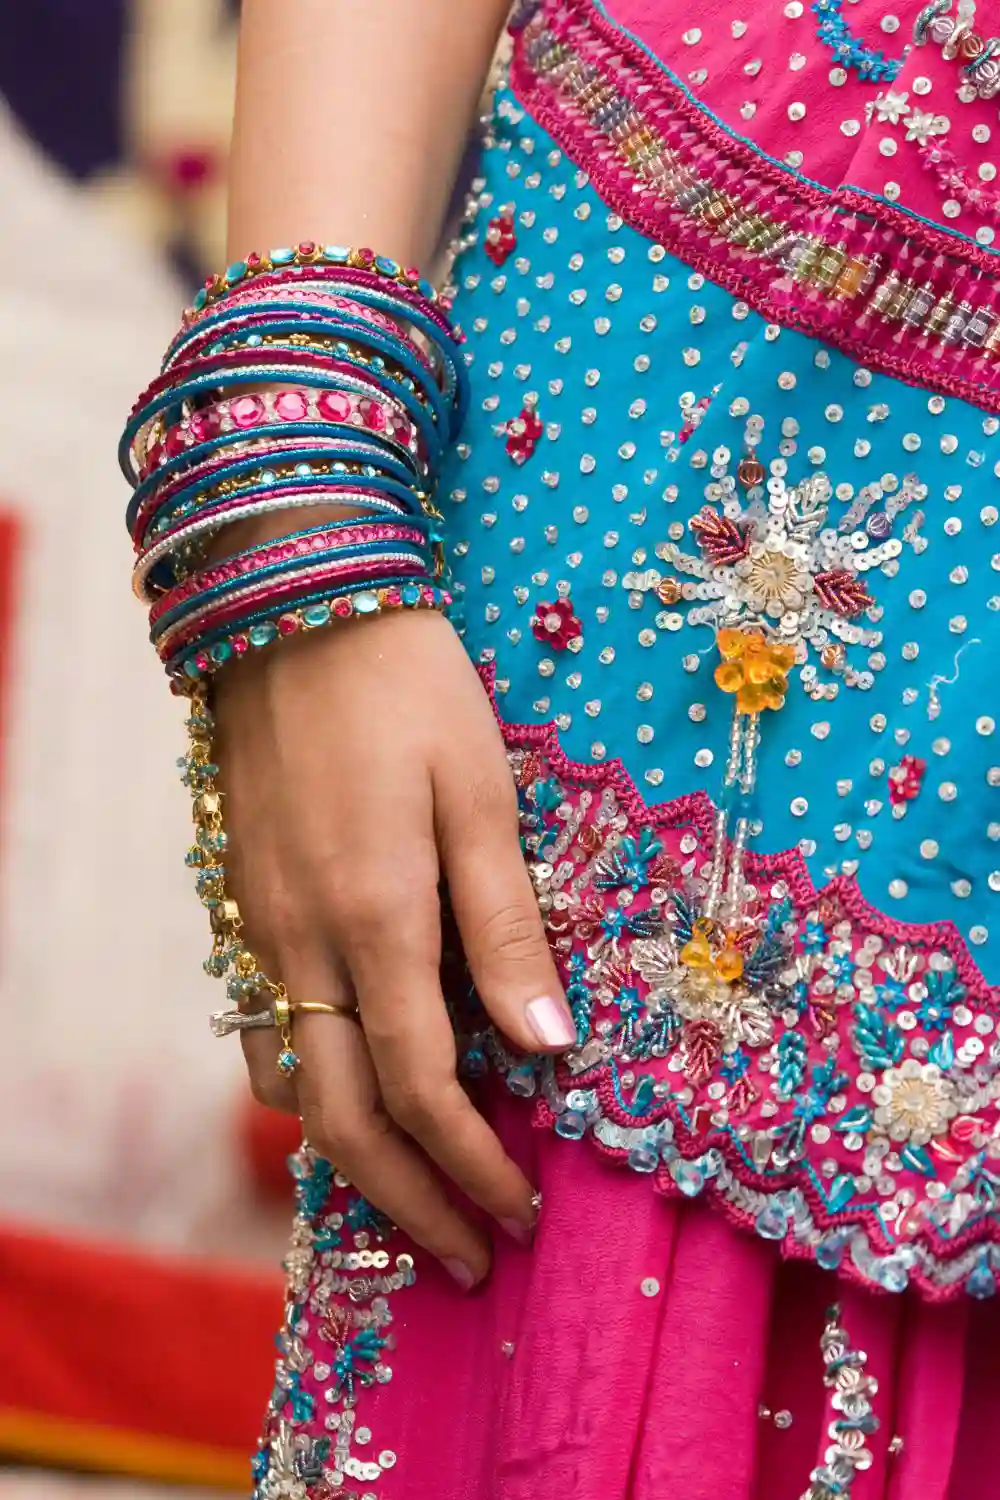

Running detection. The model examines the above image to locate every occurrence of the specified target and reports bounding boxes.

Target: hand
[213,608,576,1288]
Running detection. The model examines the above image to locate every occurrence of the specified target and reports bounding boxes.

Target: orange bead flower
[714,628,796,714]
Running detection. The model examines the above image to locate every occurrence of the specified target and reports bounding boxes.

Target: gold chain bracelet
[181,684,302,1075]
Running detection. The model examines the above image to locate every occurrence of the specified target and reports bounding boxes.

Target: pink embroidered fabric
[288,1099,1000,1500]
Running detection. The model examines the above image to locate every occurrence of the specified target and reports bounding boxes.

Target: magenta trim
[510,0,1000,415]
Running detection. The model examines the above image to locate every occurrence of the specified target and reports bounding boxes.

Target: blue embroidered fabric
[441,88,1000,971]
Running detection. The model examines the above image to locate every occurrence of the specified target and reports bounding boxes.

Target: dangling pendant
[273,986,299,1077]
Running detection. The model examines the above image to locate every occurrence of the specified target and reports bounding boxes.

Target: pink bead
[384,587,402,606]
[388,414,413,446]
[333,597,353,617]
[317,390,352,423]
[231,394,265,429]
[359,397,387,431]
[232,635,249,655]
[275,390,309,422]
[277,614,300,636]
[164,427,188,458]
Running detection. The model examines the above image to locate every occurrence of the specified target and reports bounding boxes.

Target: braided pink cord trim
[510,0,1000,414]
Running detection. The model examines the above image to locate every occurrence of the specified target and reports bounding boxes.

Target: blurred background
[0,2,303,1492]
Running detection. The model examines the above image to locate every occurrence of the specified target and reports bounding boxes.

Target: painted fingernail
[442,1258,478,1291]
[499,1217,533,1247]
[526,994,576,1049]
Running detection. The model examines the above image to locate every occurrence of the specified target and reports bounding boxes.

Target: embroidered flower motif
[652,465,912,697]
[905,108,948,143]
[872,1059,958,1145]
[888,752,927,807]
[505,401,543,463]
[259,1423,307,1500]
[484,209,517,266]
[872,88,910,123]
[532,596,581,649]
[631,900,787,1057]
[680,918,745,983]
[713,628,796,714]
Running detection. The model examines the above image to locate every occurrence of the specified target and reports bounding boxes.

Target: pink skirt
[259,1087,1000,1500]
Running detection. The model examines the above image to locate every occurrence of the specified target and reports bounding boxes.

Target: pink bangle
[140,385,422,478]
[157,550,429,660]
[134,485,414,599]
[148,520,428,627]
[168,287,437,377]
[129,345,436,430]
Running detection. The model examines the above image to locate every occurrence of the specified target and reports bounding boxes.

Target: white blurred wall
[0,100,249,1251]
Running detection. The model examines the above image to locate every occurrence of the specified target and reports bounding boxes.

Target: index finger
[337,865,538,1244]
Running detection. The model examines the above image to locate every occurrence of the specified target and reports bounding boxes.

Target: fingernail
[442,1258,478,1291]
[526,994,576,1049]
[499,1216,533,1247]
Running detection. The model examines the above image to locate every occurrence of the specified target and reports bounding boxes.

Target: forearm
[228,0,511,265]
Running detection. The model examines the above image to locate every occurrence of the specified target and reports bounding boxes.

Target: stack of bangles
[120,243,468,1074]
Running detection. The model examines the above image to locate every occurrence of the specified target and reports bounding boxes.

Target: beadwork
[811,0,907,83]
[253,1147,412,1498]
[513,0,1000,407]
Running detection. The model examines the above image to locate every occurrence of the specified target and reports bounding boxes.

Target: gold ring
[292,1000,359,1020]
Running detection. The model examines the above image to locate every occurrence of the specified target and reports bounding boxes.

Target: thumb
[437,768,575,1055]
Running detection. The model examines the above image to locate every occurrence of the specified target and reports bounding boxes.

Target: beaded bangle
[142,386,425,481]
[164,567,445,672]
[157,551,435,662]
[123,353,440,491]
[185,243,440,319]
[173,579,450,683]
[160,308,452,431]
[150,519,430,630]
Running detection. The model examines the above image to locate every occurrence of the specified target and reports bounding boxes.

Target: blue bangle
[141,458,423,546]
[150,534,433,642]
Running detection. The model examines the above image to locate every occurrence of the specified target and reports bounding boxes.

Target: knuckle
[381,1075,442,1136]
[478,902,547,967]
[328,869,395,938]
[306,1104,362,1165]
